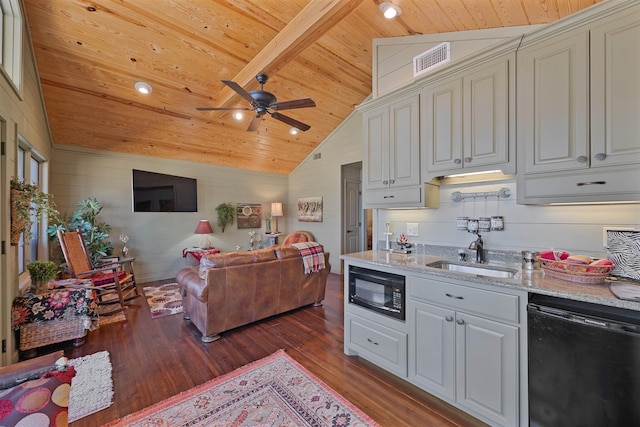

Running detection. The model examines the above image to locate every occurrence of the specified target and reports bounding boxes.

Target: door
[455,312,518,426]
[344,178,361,254]
[408,299,456,400]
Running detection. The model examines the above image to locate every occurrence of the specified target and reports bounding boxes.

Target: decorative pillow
[0,366,75,427]
[282,231,312,246]
[91,270,127,286]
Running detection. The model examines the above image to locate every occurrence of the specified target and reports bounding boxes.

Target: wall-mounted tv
[132,169,198,212]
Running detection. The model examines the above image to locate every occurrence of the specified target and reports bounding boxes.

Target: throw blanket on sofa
[291,242,326,274]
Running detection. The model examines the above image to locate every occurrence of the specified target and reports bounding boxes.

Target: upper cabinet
[363,91,422,207]
[517,1,640,204]
[422,53,515,182]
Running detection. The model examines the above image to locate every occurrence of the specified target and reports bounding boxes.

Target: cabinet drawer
[410,277,519,323]
[347,314,407,376]
[363,186,421,207]
[519,167,640,204]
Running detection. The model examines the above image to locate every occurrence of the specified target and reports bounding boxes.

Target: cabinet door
[518,31,589,174]
[421,78,463,175]
[408,299,455,400]
[590,9,640,168]
[389,94,421,187]
[363,107,389,190]
[456,312,518,427]
[463,56,511,170]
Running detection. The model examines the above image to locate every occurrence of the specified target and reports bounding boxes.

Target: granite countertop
[341,250,640,311]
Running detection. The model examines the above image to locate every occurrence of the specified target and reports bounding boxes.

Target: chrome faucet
[468,233,485,263]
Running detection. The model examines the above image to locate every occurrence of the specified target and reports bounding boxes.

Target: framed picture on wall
[297,197,323,222]
[237,204,262,229]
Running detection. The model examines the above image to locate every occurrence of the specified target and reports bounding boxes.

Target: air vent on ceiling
[313,153,322,160]
[413,42,450,77]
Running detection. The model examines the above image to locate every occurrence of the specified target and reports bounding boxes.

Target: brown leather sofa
[176,246,330,342]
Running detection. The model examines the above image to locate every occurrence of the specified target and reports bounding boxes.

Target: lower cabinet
[408,276,521,427]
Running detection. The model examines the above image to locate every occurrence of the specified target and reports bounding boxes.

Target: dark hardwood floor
[60,273,486,427]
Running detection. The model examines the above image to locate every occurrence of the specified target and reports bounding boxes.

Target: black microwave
[348,265,405,320]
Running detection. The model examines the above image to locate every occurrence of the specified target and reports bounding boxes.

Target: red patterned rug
[142,283,183,319]
[103,349,379,426]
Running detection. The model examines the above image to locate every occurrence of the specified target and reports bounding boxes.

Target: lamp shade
[194,220,213,234]
[271,202,283,217]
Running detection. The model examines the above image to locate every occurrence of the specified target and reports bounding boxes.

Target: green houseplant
[26,260,58,293]
[215,202,235,232]
[48,198,114,266]
[10,179,60,245]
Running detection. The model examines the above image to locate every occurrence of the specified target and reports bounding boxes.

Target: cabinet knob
[464,157,472,163]
[576,155,588,163]
[383,180,388,185]
[454,158,462,165]
[594,153,606,161]
[445,315,454,322]
[456,319,465,325]
[389,179,395,184]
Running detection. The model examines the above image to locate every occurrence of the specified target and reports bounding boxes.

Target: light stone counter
[341,250,640,311]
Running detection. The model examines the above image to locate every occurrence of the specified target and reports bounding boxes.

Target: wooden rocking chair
[57,229,139,314]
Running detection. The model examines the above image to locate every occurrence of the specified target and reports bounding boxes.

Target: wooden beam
[215,0,364,107]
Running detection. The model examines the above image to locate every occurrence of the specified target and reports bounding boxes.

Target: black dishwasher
[528,295,640,427]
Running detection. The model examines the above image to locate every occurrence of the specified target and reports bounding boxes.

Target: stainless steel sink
[426,260,518,278]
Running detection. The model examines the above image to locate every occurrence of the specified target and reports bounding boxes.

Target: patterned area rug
[103,349,379,427]
[143,283,183,319]
[68,351,114,422]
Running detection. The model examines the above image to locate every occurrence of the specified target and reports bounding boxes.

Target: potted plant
[48,198,114,267]
[215,202,235,232]
[10,179,60,245]
[26,260,58,293]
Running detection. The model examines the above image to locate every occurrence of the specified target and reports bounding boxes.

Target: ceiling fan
[197,74,316,132]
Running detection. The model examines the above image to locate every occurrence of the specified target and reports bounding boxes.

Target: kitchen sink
[426,260,518,278]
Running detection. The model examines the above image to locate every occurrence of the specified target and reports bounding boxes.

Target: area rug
[68,351,114,422]
[143,283,183,319]
[103,349,379,427]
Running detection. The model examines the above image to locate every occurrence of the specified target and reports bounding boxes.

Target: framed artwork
[237,203,262,229]
[297,197,323,222]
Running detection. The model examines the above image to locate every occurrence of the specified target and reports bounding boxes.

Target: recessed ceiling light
[289,127,299,135]
[233,111,244,120]
[379,2,402,19]
[134,81,153,94]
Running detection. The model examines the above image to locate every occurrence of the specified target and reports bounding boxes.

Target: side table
[12,279,98,358]
[264,233,283,246]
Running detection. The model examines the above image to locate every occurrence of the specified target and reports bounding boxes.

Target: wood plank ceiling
[23,0,600,175]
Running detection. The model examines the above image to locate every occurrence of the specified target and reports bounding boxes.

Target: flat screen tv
[132,169,197,212]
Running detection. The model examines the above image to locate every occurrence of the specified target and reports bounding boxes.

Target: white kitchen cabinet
[422,53,515,182]
[517,1,640,203]
[363,92,421,207]
[408,276,520,427]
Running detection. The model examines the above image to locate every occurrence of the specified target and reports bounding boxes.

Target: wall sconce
[134,81,153,94]
[379,2,402,19]
[271,202,283,233]
[194,219,214,248]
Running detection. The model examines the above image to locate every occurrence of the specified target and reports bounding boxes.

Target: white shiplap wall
[51,146,288,282]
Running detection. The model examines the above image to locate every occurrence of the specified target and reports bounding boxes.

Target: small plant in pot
[10,179,60,245]
[26,261,59,294]
[215,202,235,232]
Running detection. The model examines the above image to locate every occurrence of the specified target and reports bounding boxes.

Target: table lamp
[194,220,214,249]
[271,202,283,233]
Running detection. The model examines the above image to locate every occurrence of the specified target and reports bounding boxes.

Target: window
[17,143,44,276]
[0,0,22,90]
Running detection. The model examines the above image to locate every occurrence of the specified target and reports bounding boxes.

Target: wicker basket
[540,258,614,284]
[19,317,89,351]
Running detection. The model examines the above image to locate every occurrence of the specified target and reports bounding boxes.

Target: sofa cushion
[274,246,301,260]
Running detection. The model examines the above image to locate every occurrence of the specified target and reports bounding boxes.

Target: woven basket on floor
[19,317,89,351]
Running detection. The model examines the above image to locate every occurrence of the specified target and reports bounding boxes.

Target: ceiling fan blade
[196,107,252,111]
[221,80,257,106]
[271,112,311,131]
[247,115,261,132]
[270,98,316,111]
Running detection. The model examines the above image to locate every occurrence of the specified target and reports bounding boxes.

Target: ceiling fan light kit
[380,2,402,19]
[197,74,315,132]
[134,81,153,94]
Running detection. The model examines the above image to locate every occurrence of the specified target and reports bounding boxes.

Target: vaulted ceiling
[23,0,600,175]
